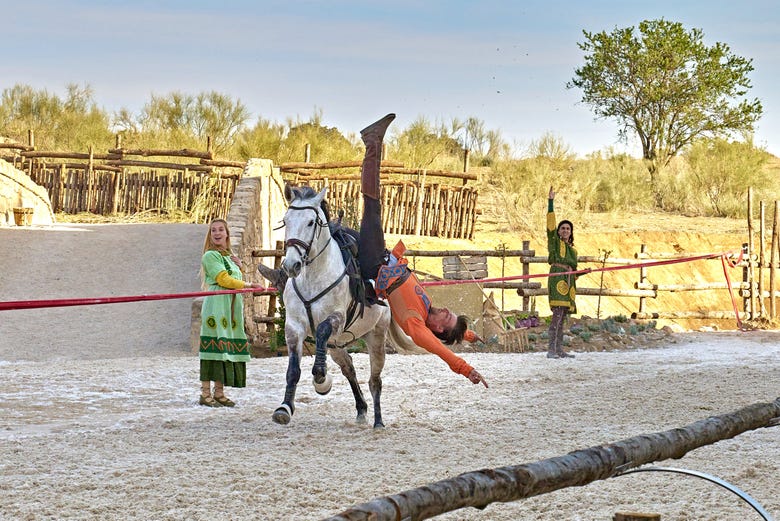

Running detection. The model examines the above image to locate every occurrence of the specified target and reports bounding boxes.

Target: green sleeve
[201,250,225,282]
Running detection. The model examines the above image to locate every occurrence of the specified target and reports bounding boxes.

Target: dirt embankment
[392,208,753,332]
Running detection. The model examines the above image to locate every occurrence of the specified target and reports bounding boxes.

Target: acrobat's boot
[360,113,396,200]
[257,263,288,291]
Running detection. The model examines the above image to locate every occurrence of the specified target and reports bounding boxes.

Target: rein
[284,200,359,337]
[292,270,348,338]
[284,204,331,266]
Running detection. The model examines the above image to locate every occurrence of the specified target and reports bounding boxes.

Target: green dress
[199,250,250,387]
[546,200,578,313]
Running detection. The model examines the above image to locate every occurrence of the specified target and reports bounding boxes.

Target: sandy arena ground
[1,224,778,521]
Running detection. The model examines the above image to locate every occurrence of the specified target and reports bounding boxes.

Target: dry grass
[55,210,193,224]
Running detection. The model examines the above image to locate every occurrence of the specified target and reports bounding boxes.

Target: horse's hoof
[356,413,367,425]
[272,404,292,425]
[373,421,385,429]
[312,373,333,395]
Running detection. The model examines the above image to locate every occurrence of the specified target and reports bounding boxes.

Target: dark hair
[557,219,574,246]
[433,315,469,345]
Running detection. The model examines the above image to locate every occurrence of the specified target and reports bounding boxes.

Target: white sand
[1,224,778,521]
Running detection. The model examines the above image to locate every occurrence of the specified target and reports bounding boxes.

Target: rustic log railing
[320,397,780,521]
[249,239,779,330]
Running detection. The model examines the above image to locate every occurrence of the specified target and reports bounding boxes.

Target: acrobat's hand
[468,369,488,389]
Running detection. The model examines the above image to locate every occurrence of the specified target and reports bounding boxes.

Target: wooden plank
[613,513,660,521]
[108,147,213,159]
[632,311,738,319]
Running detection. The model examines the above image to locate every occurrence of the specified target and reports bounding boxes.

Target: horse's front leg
[311,312,344,395]
[329,347,369,425]
[272,328,304,425]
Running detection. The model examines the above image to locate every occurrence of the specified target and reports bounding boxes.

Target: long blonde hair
[200,218,233,288]
[203,218,233,254]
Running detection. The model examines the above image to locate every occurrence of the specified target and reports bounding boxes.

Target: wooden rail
[250,241,773,327]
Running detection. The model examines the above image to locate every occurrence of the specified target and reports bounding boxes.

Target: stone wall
[0,159,55,226]
[190,159,287,352]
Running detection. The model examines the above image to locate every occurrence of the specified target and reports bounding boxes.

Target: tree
[234,117,286,161]
[0,83,112,150]
[449,116,508,166]
[393,116,461,171]
[568,19,763,205]
[136,90,250,154]
[685,137,770,217]
[278,109,356,163]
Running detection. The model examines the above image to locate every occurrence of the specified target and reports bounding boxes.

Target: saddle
[328,213,384,328]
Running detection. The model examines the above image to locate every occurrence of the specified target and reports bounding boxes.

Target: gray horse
[272,184,419,428]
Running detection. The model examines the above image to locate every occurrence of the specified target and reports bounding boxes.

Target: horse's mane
[291,185,331,222]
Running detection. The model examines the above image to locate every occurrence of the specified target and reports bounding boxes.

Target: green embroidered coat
[199,250,251,363]
[546,200,578,313]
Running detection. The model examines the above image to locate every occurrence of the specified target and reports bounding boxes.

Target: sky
[3,0,779,157]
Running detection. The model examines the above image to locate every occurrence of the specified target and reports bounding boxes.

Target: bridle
[283,203,332,266]
[282,200,351,337]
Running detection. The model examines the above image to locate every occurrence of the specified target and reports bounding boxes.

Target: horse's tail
[386,320,428,355]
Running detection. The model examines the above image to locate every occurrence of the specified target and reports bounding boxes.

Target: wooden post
[115,133,122,150]
[639,244,647,315]
[742,242,750,318]
[746,187,755,319]
[56,163,65,213]
[304,143,311,163]
[463,148,470,173]
[266,240,284,335]
[522,240,530,312]
[498,243,507,312]
[111,169,121,215]
[758,201,766,317]
[87,146,95,213]
[27,130,34,177]
[771,201,779,319]
[414,170,427,237]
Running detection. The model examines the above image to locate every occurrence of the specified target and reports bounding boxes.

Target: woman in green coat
[198,218,261,407]
[546,187,578,359]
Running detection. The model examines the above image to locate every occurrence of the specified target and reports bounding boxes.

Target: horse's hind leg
[365,329,387,429]
[329,347,368,424]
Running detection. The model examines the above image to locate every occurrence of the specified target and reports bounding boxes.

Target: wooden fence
[2,135,243,223]
[299,178,479,239]
[250,233,780,328]
[3,134,479,236]
[282,159,480,239]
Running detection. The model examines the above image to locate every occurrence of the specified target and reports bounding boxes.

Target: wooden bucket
[13,207,33,226]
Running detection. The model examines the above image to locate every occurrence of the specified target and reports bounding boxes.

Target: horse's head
[281,185,330,278]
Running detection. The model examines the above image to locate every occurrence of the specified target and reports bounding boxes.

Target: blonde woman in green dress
[199,219,261,407]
